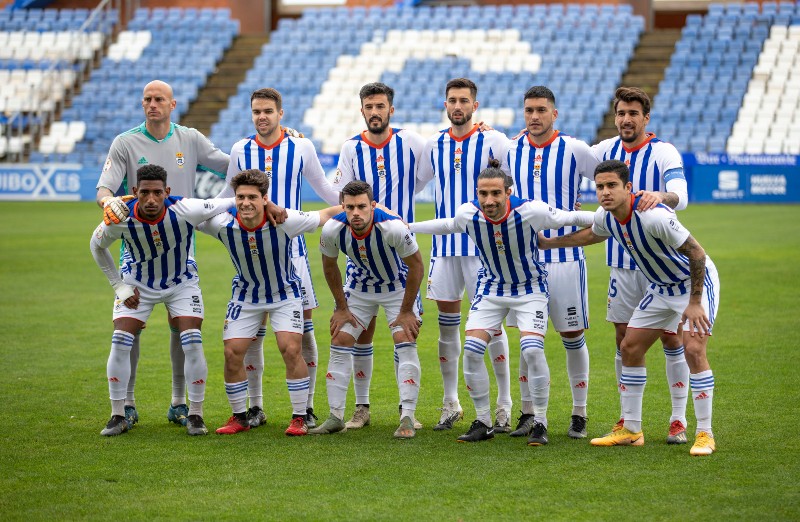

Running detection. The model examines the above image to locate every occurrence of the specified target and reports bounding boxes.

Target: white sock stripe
[394,342,416,351]
[664,345,685,356]
[520,337,544,351]
[303,320,315,332]
[111,331,135,345]
[330,344,353,355]
[225,381,248,393]
[620,374,647,385]
[562,336,586,349]
[353,346,374,356]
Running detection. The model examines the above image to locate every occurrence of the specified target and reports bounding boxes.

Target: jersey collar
[350,214,374,240]
[236,211,268,232]
[621,132,655,153]
[133,202,166,224]
[527,129,559,149]
[140,122,175,143]
[448,124,479,142]
[482,199,512,225]
[614,194,636,225]
[361,129,393,149]
[254,132,284,150]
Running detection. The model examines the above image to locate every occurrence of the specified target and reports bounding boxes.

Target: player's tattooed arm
[677,235,711,337]
[634,190,679,211]
[537,227,605,249]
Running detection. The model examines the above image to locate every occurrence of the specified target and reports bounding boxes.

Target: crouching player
[539,160,720,456]
[197,169,341,436]
[410,159,594,445]
[90,164,234,437]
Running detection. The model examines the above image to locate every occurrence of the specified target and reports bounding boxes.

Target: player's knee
[683,341,708,370]
[331,331,355,347]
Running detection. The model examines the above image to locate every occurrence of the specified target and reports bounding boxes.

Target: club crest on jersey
[376,154,386,178]
[264,156,273,175]
[175,152,185,168]
[624,159,631,166]
[533,163,542,179]
[494,230,505,251]
[248,235,259,257]
[358,245,368,260]
[622,231,633,249]
[454,148,462,175]
[151,230,163,249]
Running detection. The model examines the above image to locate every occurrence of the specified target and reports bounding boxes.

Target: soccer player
[90,164,234,436]
[95,80,230,429]
[198,169,341,436]
[592,87,692,444]
[539,160,719,456]
[331,82,427,430]
[310,181,424,439]
[409,160,594,444]
[507,86,599,439]
[216,88,341,430]
[417,78,513,432]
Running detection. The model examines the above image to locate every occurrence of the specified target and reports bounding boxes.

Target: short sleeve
[591,208,612,237]
[332,144,356,191]
[319,220,341,258]
[644,208,690,249]
[96,136,129,193]
[386,220,418,258]
[195,130,230,179]
[280,209,321,238]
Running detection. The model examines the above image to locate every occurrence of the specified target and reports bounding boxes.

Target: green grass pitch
[0,201,798,520]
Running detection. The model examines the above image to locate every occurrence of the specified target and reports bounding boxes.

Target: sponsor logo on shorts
[536,311,544,319]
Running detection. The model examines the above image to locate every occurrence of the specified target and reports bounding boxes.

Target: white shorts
[426,256,482,302]
[506,259,589,332]
[466,293,548,336]
[606,267,650,323]
[223,297,304,340]
[292,255,318,311]
[629,258,720,335]
[113,279,204,322]
[339,288,422,340]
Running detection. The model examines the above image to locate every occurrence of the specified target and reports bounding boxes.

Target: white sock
[664,345,689,425]
[326,345,353,419]
[180,329,207,417]
[616,345,623,419]
[109,330,134,416]
[518,351,534,415]
[563,334,589,417]
[395,342,421,419]
[690,370,714,436]
[463,336,491,426]
[287,377,311,416]
[126,332,140,407]
[302,320,317,410]
[352,343,373,406]
[521,336,549,427]
[224,380,248,414]
[244,327,265,409]
[620,366,646,433]
[489,327,512,411]
[170,326,186,406]
[437,312,461,404]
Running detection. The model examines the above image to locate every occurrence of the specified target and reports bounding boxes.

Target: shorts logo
[567,306,577,316]
[536,311,544,319]
[293,311,301,319]
[223,320,229,331]
[192,296,200,304]
[176,152,185,168]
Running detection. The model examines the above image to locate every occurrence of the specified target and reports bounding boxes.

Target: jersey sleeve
[487,131,512,174]
[298,140,340,205]
[319,220,341,258]
[518,200,594,231]
[572,138,600,181]
[90,221,124,249]
[217,139,245,198]
[332,144,356,192]
[415,138,435,191]
[96,136,129,193]
[591,208,613,237]
[385,219,419,258]
[406,131,428,187]
[173,197,235,226]
[409,203,470,234]
[90,222,125,286]
[194,129,230,180]
[280,209,322,238]
[196,212,230,236]
[659,143,688,210]
[644,208,691,248]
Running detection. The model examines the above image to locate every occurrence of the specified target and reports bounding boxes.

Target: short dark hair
[445,78,477,100]
[477,158,513,189]
[613,86,651,115]
[524,85,556,106]
[359,82,394,105]
[594,159,629,184]
[251,88,282,110]
[136,164,167,185]
[341,180,374,202]
[231,169,270,196]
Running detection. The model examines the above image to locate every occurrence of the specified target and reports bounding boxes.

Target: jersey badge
[103,158,112,173]
[493,231,505,251]
[175,152,185,168]
[265,155,273,175]
[151,230,163,249]
[358,245,368,260]
[248,236,259,257]
[333,168,342,184]
[622,231,633,249]
[376,154,386,178]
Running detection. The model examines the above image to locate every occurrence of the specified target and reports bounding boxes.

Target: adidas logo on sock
[519,376,528,382]
[672,381,686,388]
[108,377,120,382]
[245,365,256,371]
[402,379,417,386]
[307,361,317,367]
[439,356,448,362]
[192,379,205,385]
[494,354,507,363]
[325,372,334,380]
[694,391,710,400]
[355,371,366,379]
[574,381,587,389]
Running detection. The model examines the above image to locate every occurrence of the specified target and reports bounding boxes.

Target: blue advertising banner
[0,163,97,201]
[686,153,800,203]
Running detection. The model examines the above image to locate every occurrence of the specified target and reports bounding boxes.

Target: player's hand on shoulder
[282,126,304,138]
[101,195,134,225]
[265,200,288,226]
[477,121,494,132]
[634,190,664,211]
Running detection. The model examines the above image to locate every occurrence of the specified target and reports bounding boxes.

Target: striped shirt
[592,195,694,295]
[410,196,594,297]
[319,208,419,294]
[92,196,233,290]
[222,132,339,258]
[199,209,322,304]
[508,130,598,263]
[418,126,510,257]
[334,128,427,222]
[593,133,686,270]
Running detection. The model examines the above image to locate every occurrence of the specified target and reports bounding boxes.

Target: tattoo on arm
[661,192,679,209]
[677,235,706,298]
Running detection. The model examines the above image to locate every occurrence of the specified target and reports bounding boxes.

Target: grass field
[1,201,798,520]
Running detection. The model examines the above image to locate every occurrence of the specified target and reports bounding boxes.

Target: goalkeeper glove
[101,195,135,225]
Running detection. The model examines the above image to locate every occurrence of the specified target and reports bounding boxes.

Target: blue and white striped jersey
[409,196,594,297]
[593,133,687,270]
[199,209,322,304]
[319,208,419,294]
[592,195,694,295]
[508,131,598,263]
[334,128,427,222]
[91,196,234,290]
[221,132,339,258]
[418,126,511,257]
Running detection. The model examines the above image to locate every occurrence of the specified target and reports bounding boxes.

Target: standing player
[90,164,234,436]
[198,170,341,436]
[216,88,341,429]
[331,82,427,430]
[507,86,598,439]
[417,78,513,432]
[539,160,719,456]
[592,87,691,444]
[410,160,594,444]
[310,181,424,439]
[95,80,230,429]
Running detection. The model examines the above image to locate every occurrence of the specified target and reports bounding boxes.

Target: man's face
[133,179,169,220]
[142,83,176,125]
[614,100,650,145]
[445,87,477,127]
[342,193,376,234]
[594,171,633,212]
[476,177,510,221]
[524,97,557,140]
[360,94,393,135]
[235,184,267,222]
[251,98,283,140]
